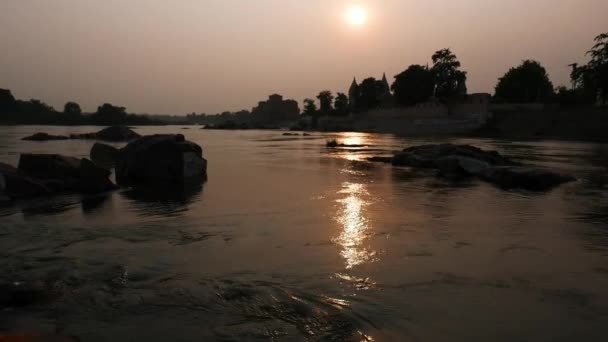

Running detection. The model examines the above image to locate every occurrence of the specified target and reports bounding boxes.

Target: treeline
[0,90,160,125]
[302,48,469,119]
[302,32,608,118]
[185,110,252,126]
[494,33,607,106]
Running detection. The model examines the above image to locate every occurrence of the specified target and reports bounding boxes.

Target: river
[1,125,608,341]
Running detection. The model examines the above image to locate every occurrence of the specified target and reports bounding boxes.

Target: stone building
[251,94,300,124]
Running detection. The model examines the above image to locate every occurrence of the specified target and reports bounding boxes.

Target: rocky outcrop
[392,144,517,167]
[116,134,207,186]
[370,144,575,191]
[70,125,141,142]
[22,132,69,141]
[0,162,52,199]
[326,139,369,148]
[478,166,576,191]
[18,154,82,181]
[90,142,120,167]
[0,154,117,200]
[79,158,117,193]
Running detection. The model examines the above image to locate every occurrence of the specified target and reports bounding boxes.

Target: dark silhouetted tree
[333,93,349,116]
[63,101,82,117]
[392,65,435,106]
[586,32,608,105]
[0,89,17,114]
[302,98,318,116]
[431,49,467,99]
[316,90,334,115]
[356,77,384,110]
[494,60,554,103]
[19,99,55,114]
[92,103,127,124]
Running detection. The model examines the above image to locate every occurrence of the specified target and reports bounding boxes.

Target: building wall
[350,93,491,135]
[252,94,300,124]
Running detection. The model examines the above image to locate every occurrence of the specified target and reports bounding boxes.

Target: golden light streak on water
[334,182,377,269]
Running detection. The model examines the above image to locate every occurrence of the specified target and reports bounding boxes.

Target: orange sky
[1,0,607,114]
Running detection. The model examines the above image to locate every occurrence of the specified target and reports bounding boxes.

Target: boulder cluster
[369,144,575,191]
[22,126,141,142]
[1,131,207,202]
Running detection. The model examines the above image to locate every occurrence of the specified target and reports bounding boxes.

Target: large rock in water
[70,126,141,142]
[0,162,52,199]
[378,144,575,191]
[18,154,81,180]
[90,142,120,167]
[79,158,118,193]
[16,154,117,195]
[393,144,517,167]
[22,132,69,141]
[115,134,207,186]
[479,166,576,191]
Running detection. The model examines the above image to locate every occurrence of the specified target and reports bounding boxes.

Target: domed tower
[348,77,359,112]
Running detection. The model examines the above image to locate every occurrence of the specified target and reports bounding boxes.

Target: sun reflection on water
[334,182,377,269]
[335,132,370,147]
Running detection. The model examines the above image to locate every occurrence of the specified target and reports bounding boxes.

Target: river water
[1,125,608,341]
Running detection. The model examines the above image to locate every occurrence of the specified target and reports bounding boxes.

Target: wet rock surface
[22,133,69,141]
[116,134,207,186]
[0,154,117,200]
[70,126,140,142]
[370,143,575,191]
[0,161,52,199]
[89,142,119,168]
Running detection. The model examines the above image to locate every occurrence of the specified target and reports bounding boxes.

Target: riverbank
[473,106,608,143]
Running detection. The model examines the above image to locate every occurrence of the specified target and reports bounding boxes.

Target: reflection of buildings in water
[334,182,377,269]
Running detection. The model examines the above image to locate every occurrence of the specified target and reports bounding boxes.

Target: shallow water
[1,125,608,341]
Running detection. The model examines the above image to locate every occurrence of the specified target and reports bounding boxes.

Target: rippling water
[1,125,608,341]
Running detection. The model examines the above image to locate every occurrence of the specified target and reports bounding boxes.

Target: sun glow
[346,5,367,26]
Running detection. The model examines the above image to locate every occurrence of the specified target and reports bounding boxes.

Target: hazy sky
[1,0,607,114]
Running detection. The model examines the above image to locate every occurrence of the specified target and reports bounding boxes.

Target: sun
[346,5,367,26]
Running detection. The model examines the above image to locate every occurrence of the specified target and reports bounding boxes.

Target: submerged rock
[116,134,207,186]
[326,139,369,148]
[479,166,576,191]
[366,156,393,163]
[90,142,120,167]
[372,144,575,191]
[22,132,69,141]
[393,144,517,167]
[70,125,140,142]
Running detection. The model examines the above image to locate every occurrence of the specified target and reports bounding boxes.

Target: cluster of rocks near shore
[22,125,142,142]
[367,143,575,191]
[1,127,207,203]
